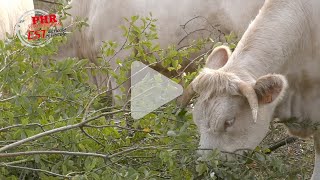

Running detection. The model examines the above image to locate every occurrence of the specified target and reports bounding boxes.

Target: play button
[130,61,183,119]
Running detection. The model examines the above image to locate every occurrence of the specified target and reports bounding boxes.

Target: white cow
[179,0,320,179]
[0,0,34,39]
[56,0,264,104]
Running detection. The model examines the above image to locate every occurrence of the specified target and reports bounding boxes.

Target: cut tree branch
[265,137,298,154]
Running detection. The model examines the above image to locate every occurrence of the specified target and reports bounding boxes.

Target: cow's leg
[311,131,320,180]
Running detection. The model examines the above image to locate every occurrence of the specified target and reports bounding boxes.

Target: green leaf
[131,15,139,22]
[196,163,208,175]
[49,115,55,122]
[21,118,29,126]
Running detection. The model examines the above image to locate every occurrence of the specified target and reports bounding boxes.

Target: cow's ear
[205,45,231,69]
[254,74,288,104]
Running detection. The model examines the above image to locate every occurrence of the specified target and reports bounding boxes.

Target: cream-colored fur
[0,0,34,39]
[182,0,320,179]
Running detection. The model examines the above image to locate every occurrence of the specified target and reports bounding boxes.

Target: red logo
[16,9,66,47]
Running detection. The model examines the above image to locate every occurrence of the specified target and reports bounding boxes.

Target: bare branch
[0,146,162,159]
[79,127,106,148]
[0,117,80,133]
[0,110,122,152]
[4,159,33,165]
[0,123,42,132]
[0,125,78,152]
[0,163,69,178]
[0,95,18,102]
[0,150,106,159]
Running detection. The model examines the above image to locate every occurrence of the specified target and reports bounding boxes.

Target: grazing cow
[179,0,320,179]
[56,0,264,104]
[0,0,34,39]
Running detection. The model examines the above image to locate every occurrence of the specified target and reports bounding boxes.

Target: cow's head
[178,46,288,155]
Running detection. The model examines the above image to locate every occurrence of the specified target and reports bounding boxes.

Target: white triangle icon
[130,61,183,119]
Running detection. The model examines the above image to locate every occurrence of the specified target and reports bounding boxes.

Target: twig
[0,150,106,159]
[0,110,122,152]
[108,146,160,158]
[0,95,18,102]
[0,117,80,133]
[83,124,160,135]
[265,137,298,154]
[173,49,210,79]
[0,146,163,160]
[178,29,213,46]
[79,127,106,148]
[26,95,81,106]
[0,163,69,178]
[0,123,42,132]
[4,159,34,165]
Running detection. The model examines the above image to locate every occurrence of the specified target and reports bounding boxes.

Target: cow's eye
[224,118,235,129]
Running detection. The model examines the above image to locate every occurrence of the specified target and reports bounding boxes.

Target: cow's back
[0,0,34,39]
[60,0,265,60]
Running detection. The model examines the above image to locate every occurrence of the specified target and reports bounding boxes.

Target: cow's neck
[222,0,311,82]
